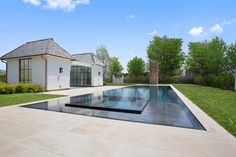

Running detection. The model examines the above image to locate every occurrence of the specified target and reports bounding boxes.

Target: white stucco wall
[6,56,46,87]
[6,55,71,90]
[6,59,19,84]
[6,55,102,89]
[47,56,71,90]
[91,64,103,86]
[32,56,45,88]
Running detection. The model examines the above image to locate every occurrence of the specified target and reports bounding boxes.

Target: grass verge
[173,84,236,137]
[0,93,64,107]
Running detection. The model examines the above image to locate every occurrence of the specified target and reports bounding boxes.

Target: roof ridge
[1,38,74,60]
[51,40,73,58]
[26,38,53,44]
[91,54,95,64]
[72,52,93,56]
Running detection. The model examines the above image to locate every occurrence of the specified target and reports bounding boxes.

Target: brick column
[149,61,158,84]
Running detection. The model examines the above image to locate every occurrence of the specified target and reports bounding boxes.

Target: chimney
[149,61,158,84]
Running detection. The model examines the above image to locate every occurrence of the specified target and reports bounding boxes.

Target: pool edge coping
[170,84,235,139]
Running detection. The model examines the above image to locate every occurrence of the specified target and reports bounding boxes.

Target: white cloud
[23,0,41,6]
[44,0,89,11]
[126,14,135,20]
[210,24,223,33]
[222,19,236,25]
[147,30,157,36]
[22,0,90,11]
[188,27,205,36]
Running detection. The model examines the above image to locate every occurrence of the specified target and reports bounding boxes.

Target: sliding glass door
[70,66,91,86]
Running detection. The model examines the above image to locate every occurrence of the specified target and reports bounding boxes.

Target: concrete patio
[0,86,236,157]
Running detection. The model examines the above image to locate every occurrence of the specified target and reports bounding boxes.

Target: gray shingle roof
[72,53,106,66]
[0,38,74,60]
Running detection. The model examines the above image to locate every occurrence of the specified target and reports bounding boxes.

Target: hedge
[193,74,234,90]
[124,76,149,84]
[0,84,44,94]
[0,75,6,83]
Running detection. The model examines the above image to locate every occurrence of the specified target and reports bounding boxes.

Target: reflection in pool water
[22,86,205,130]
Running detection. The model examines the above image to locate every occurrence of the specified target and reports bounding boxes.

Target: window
[70,66,91,86]
[19,58,32,83]
[98,72,101,76]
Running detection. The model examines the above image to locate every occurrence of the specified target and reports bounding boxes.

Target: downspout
[1,60,7,83]
[41,55,48,91]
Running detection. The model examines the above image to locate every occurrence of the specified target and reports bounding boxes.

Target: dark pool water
[22,86,205,130]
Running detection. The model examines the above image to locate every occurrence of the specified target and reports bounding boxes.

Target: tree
[107,57,123,78]
[127,56,145,77]
[227,42,236,90]
[187,37,227,76]
[187,41,209,76]
[147,36,184,82]
[95,45,111,78]
[207,37,227,75]
[95,45,110,66]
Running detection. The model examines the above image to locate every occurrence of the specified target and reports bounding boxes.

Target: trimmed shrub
[192,74,234,90]
[0,75,6,83]
[124,76,149,84]
[0,84,16,94]
[169,76,194,84]
[0,84,44,94]
[194,76,206,85]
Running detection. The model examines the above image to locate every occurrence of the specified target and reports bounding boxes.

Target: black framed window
[70,66,91,86]
[19,58,32,83]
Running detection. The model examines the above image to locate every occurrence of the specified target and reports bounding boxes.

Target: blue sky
[0,0,236,71]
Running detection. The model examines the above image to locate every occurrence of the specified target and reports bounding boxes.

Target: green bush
[0,84,16,94]
[0,75,6,83]
[0,84,44,94]
[204,74,234,90]
[193,74,234,90]
[169,76,194,84]
[124,76,149,84]
[194,76,206,85]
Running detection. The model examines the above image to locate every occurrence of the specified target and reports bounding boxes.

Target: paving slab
[0,85,235,157]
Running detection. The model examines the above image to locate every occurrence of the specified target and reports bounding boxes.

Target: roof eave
[0,54,74,61]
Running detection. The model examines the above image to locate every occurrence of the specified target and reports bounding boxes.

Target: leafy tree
[127,56,145,77]
[227,42,236,90]
[107,57,123,78]
[187,37,227,76]
[147,36,184,82]
[227,42,236,71]
[95,45,110,66]
[208,37,227,75]
[95,45,111,78]
[187,41,209,76]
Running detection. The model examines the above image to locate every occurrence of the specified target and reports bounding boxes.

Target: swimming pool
[22,85,205,130]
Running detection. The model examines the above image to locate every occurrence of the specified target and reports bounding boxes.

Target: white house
[71,53,105,86]
[0,38,105,90]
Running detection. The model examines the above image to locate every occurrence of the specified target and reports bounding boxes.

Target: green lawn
[0,93,64,107]
[173,84,236,137]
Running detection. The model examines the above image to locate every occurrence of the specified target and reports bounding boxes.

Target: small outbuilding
[0,38,105,90]
[71,53,105,87]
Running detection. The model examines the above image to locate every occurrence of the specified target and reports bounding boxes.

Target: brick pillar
[149,61,158,84]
